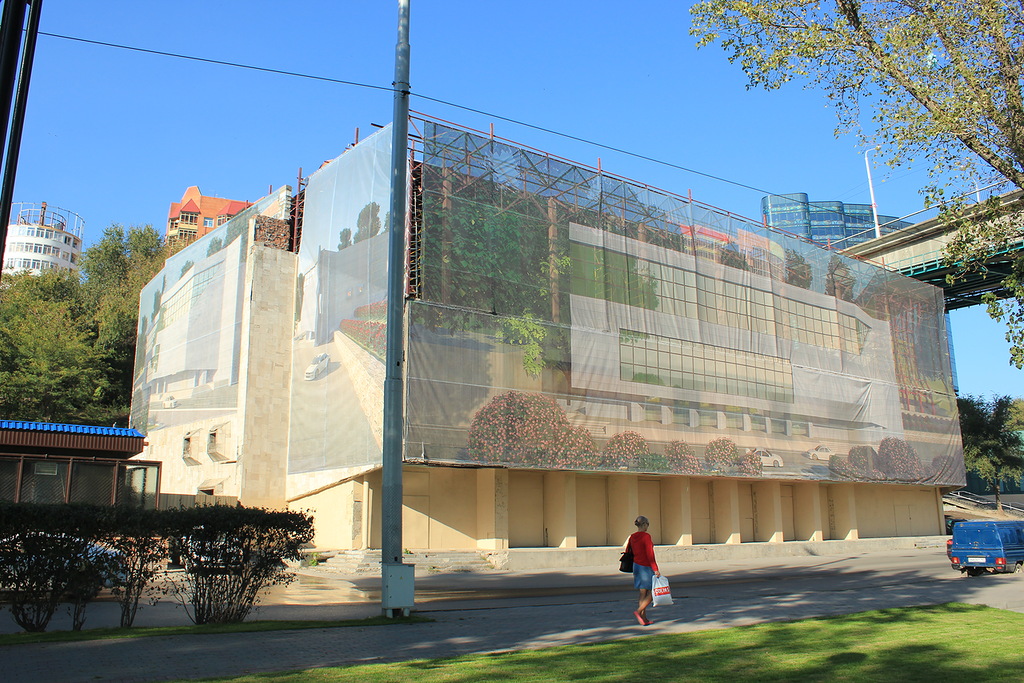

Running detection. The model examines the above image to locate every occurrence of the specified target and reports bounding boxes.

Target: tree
[79,225,167,424]
[957,395,1024,510]
[0,270,109,423]
[691,2,1024,363]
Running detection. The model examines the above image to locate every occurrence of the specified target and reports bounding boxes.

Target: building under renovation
[131,119,964,564]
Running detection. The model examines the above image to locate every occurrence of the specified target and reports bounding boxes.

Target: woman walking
[627,515,660,625]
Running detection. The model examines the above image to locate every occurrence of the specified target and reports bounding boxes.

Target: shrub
[101,507,171,628]
[0,503,111,632]
[554,425,601,470]
[665,441,702,474]
[704,438,736,473]
[164,505,314,625]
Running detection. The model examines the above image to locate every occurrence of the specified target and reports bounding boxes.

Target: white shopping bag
[651,575,673,606]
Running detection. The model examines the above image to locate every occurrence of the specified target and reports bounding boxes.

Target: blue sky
[11,0,1022,398]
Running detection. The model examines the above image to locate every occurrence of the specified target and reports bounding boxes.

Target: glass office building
[761,193,912,248]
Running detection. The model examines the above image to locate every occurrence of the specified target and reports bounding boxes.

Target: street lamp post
[380,0,413,618]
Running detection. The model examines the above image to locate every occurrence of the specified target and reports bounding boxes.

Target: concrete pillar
[607,473,639,546]
[661,476,692,545]
[830,483,859,540]
[742,414,752,432]
[476,469,509,550]
[794,482,824,541]
[543,471,577,548]
[363,471,382,549]
[712,479,741,544]
[753,480,783,543]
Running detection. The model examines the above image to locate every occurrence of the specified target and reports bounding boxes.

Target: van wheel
[966,567,986,577]
[1014,562,1023,575]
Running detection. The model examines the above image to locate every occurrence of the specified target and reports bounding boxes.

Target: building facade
[3,202,84,274]
[761,193,913,249]
[166,186,251,246]
[132,121,964,564]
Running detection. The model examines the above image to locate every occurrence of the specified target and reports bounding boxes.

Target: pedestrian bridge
[841,190,1024,310]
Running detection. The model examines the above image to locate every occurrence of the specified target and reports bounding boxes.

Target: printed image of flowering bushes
[340,319,386,358]
[704,437,736,473]
[602,431,669,472]
[466,391,599,469]
[665,441,703,475]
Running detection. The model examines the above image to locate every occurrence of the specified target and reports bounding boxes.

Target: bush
[165,505,314,625]
[704,438,736,473]
[665,441,702,475]
[0,503,111,632]
[101,507,171,628]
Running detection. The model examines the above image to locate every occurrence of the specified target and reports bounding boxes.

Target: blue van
[948,520,1024,576]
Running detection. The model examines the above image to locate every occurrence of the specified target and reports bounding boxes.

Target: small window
[182,436,192,457]
[34,462,58,476]
[203,217,214,228]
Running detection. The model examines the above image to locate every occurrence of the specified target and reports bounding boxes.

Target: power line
[41,30,944,227]
[39,30,777,199]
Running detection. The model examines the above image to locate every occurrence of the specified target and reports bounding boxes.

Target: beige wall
[291,466,945,553]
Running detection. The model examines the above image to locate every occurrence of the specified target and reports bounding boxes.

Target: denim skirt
[633,562,654,590]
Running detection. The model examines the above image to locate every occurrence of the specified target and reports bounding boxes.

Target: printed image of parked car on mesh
[748,448,783,468]
[803,445,834,460]
[304,352,329,380]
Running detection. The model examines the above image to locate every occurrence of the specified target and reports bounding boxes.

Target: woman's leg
[638,588,652,622]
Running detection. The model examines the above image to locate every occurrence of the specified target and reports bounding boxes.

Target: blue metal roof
[0,420,144,439]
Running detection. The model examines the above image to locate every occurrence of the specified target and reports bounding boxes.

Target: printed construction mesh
[403,121,963,486]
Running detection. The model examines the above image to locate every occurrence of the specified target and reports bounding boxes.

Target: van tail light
[996,557,1006,566]
[952,557,959,563]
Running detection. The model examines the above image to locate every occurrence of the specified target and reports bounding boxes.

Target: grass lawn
[0,615,430,645]
[182,603,1024,682]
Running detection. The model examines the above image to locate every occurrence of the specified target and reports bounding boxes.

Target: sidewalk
[2,546,1022,683]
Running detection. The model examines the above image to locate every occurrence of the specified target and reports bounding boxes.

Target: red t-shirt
[628,530,659,572]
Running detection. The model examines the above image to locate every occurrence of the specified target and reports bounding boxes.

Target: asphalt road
[2,546,1022,683]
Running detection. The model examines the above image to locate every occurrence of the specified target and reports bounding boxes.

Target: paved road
[2,546,1022,683]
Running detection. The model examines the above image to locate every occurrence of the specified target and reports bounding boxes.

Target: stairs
[303,549,495,574]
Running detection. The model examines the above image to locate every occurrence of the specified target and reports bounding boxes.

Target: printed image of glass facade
[761,193,912,248]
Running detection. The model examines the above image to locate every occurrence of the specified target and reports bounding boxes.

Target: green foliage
[0,503,110,632]
[958,395,1024,508]
[704,437,736,473]
[665,441,702,475]
[0,225,166,424]
[691,1,1024,364]
[0,270,109,423]
[100,507,171,628]
[163,505,314,625]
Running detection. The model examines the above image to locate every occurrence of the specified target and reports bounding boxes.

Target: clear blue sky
[12,0,1022,398]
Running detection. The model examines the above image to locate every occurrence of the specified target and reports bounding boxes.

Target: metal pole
[864,149,881,239]
[0,0,42,274]
[381,0,412,618]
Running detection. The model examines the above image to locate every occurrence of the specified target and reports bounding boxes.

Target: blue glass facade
[761,193,912,248]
